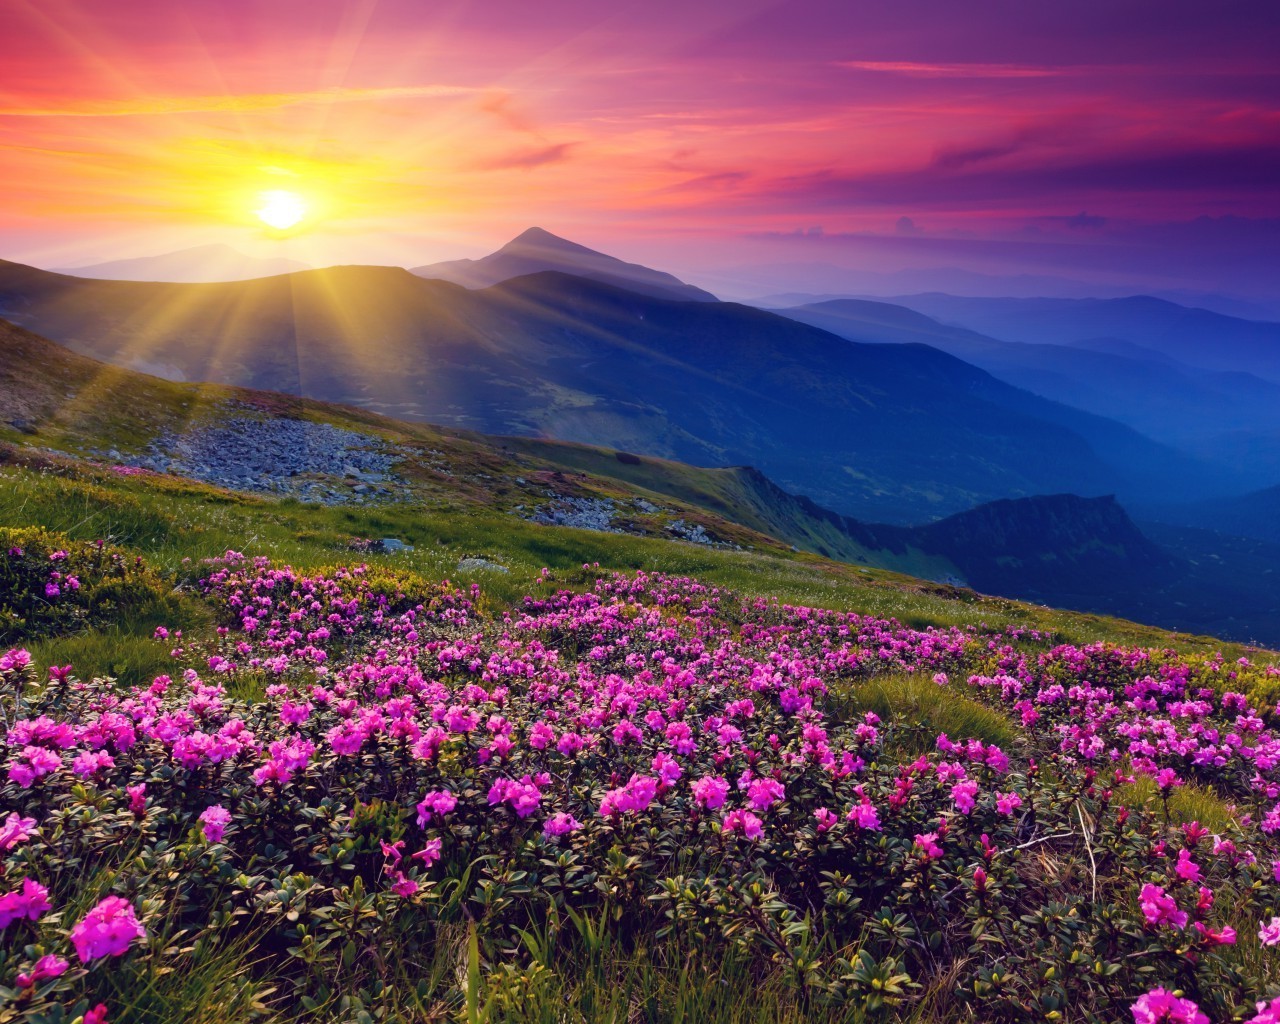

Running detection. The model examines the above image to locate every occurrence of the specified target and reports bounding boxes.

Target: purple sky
[2,0,1277,302]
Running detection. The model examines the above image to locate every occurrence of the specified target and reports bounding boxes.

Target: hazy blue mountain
[0,257,1230,523]
[411,227,717,303]
[55,243,310,283]
[773,298,1280,448]
[1152,482,1280,546]
[879,293,1280,382]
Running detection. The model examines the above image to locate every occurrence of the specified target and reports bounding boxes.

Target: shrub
[0,528,178,644]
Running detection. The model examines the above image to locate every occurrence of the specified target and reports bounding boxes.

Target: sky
[2,0,1279,303]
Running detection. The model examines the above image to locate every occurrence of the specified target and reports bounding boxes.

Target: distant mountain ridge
[55,243,310,283]
[772,297,1280,450]
[411,227,717,303]
[0,255,1232,523]
[880,293,1280,383]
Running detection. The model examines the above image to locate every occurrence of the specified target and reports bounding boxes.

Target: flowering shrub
[0,527,175,644]
[4,555,1280,1019]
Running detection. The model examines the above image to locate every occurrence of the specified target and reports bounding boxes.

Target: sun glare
[255,190,307,230]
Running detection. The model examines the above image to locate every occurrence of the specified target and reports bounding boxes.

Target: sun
[255,190,307,230]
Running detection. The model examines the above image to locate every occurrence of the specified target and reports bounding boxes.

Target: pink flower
[599,775,659,816]
[70,896,146,961]
[1130,987,1208,1024]
[847,800,882,831]
[488,776,544,818]
[388,870,419,897]
[543,812,582,837]
[722,808,763,840]
[1259,916,1280,946]
[691,775,730,810]
[0,878,51,928]
[412,838,444,867]
[0,812,36,852]
[416,789,458,826]
[813,807,837,832]
[651,751,682,786]
[995,792,1023,816]
[1173,848,1202,883]
[1247,998,1280,1024]
[745,777,784,813]
[914,832,943,861]
[84,1005,109,1024]
[1138,884,1188,930]
[199,805,232,843]
[951,779,979,815]
[1193,921,1236,946]
[127,784,147,816]
[15,953,68,988]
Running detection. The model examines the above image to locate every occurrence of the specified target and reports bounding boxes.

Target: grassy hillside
[1,318,1267,666]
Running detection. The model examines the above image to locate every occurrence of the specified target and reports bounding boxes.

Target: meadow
[4,453,1280,1022]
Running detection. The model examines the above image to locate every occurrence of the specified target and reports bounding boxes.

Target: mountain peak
[412,228,717,303]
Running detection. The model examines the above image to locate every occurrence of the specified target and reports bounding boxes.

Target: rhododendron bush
[4,551,1280,1021]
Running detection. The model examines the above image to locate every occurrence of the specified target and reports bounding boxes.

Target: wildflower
[1138,884,1188,930]
[1130,987,1208,1024]
[722,808,763,840]
[84,1005,110,1024]
[416,789,458,826]
[995,791,1022,816]
[847,799,881,831]
[1173,848,1202,883]
[1193,921,1236,946]
[600,775,659,816]
[0,812,36,852]
[412,838,444,867]
[745,777,785,812]
[914,832,943,861]
[543,812,582,837]
[1181,821,1209,846]
[199,805,232,843]
[1248,998,1280,1024]
[652,751,682,786]
[488,776,544,818]
[1259,916,1280,946]
[15,953,68,988]
[691,775,729,810]
[951,779,979,815]
[0,878,51,927]
[973,866,988,895]
[127,784,147,815]
[388,870,419,897]
[813,807,837,832]
[70,896,146,961]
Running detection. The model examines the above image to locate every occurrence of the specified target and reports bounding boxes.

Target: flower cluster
[5,557,1280,1020]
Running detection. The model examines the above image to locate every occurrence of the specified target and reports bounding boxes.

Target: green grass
[838,672,1019,754]
[1113,775,1241,832]
[1,461,1269,664]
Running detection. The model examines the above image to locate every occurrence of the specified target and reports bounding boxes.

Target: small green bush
[0,527,179,644]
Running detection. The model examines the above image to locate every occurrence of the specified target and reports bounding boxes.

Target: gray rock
[457,557,509,574]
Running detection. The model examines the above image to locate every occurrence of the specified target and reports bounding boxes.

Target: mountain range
[55,243,310,283]
[771,298,1280,456]
[0,242,1232,524]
